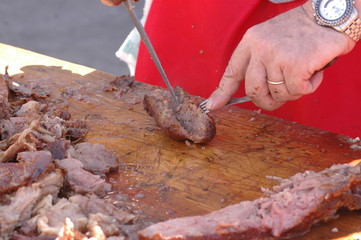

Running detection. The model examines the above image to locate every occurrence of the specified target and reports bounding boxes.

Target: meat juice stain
[107,167,182,221]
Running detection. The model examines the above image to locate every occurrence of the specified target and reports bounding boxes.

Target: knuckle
[288,81,312,96]
[245,88,260,98]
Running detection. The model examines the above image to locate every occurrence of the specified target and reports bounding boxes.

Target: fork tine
[199,96,251,113]
[202,108,209,113]
[199,99,208,107]
[201,107,210,114]
[199,99,210,114]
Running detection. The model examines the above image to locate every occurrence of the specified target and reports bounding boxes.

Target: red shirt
[135,0,361,138]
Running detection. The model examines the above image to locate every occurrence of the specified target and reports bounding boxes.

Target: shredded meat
[0,69,137,239]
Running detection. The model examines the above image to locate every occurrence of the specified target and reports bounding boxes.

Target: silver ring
[267,80,285,85]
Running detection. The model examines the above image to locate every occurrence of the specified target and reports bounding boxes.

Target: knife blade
[123,0,180,105]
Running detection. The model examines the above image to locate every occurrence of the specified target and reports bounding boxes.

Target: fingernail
[206,98,213,110]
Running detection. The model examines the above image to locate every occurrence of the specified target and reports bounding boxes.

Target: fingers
[205,42,250,111]
[282,62,324,97]
[101,0,123,6]
[266,63,300,102]
[206,57,324,112]
[261,57,325,109]
[205,37,326,112]
[245,59,286,111]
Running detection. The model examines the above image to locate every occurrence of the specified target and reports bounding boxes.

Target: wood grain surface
[1,43,361,239]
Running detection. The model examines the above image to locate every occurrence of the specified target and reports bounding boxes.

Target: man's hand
[206,1,356,112]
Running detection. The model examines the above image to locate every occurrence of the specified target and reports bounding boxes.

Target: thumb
[206,63,245,111]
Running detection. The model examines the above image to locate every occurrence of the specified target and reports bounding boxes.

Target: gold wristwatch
[312,0,361,41]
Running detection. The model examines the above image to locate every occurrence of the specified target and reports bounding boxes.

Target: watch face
[315,0,353,26]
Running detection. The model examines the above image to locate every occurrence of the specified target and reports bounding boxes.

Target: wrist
[304,0,360,43]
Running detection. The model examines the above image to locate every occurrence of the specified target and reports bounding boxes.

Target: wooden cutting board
[1,43,361,239]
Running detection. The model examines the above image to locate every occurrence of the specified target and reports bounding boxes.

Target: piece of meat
[45,138,71,160]
[55,217,76,240]
[0,151,54,194]
[69,194,136,225]
[138,161,361,240]
[0,120,49,163]
[0,74,12,119]
[63,119,88,142]
[73,142,118,175]
[4,69,49,101]
[87,213,120,237]
[34,198,88,236]
[22,193,135,238]
[19,195,54,235]
[0,170,64,237]
[0,115,86,163]
[0,116,74,163]
[14,100,42,120]
[0,117,29,141]
[105,75,147,105]
[144,87,216,144]
[55,158,112,196]
[55,217,108,240]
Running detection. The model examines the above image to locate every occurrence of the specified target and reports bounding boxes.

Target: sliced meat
[74,142,118,175]
[138,162,361,240]
[144,87,216,144]
[55,158,112,196]
[0,151,54,194]
[0,169,64,237]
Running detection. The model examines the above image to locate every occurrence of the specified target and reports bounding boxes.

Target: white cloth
[116,0,153,75]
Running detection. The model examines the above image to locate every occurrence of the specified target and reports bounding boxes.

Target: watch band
[344,17,361,41]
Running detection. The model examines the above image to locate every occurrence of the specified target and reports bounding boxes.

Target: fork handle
[224,96,251,107]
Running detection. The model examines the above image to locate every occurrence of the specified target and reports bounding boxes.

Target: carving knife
[123,0,180,105]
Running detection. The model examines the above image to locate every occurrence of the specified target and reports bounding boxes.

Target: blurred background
[0,0,144,75]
